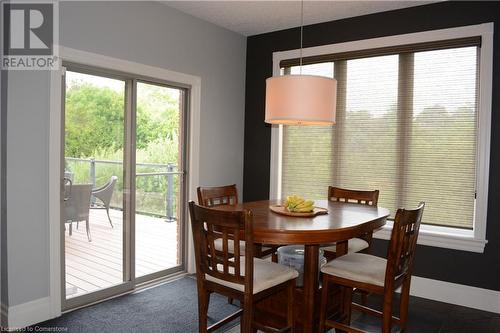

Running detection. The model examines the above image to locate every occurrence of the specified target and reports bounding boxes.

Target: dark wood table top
[229,199,390,245]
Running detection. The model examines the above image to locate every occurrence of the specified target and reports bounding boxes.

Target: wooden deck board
[65,209,179,299]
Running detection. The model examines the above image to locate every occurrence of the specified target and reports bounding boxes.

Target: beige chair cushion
[206,257,299,294]
[214,238,272,256]
[321,238,369,254]
[321,253,387,287]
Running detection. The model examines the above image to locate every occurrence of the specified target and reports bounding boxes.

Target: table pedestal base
[254,286,341,333]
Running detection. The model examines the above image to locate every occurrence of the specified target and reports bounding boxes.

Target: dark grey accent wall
[243,1,500,291]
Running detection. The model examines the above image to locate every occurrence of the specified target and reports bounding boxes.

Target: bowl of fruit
[269,195,328,217]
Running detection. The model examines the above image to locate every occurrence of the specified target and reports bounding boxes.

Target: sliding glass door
[63,69,128,305]
[135,81,185,280]
[62,65,187,309]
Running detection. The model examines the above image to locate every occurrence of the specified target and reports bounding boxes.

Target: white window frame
[269,23,493,253]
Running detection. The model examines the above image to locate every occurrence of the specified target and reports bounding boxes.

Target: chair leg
[106,207,114,228]
[341,286,353,325]
[399,278,412,332]
[69,222,72,236]
[272,252,278,263]
[382,289,394,333]
[318,274,329,333]
[198,288,210,333]
[242,295,253,333]
[76,222,79,230]
[287,279,295,332]
[86,218,92,242]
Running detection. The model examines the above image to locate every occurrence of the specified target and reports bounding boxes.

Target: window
[271,24,493,252]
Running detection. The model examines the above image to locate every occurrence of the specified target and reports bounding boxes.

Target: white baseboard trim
[5,297,54,330]
[409,276,500,314]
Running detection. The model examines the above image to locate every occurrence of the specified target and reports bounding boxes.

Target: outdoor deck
[65,208,180,298]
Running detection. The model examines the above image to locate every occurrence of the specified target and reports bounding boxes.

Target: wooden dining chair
[189,202,298,333]
[318,202,425,333]
[323,186,380,261]
[197,184,239,207]
[197,184,278,260]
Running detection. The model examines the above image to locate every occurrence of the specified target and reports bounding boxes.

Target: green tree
[64,82,180,162]
[65,84,125,157]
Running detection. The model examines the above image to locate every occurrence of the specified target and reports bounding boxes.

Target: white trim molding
[48,67,63,323]
[409,276,500,314]
[374,222,488,253]
[5,297,52,330]
[270,23,493,253]
[49,46,201,320]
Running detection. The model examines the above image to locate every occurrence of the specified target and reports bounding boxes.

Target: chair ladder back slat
[386,202,425,283]
[328,186,380,206]
[234,226,241,277]
[206,223,218,272]
[222,229,229,274]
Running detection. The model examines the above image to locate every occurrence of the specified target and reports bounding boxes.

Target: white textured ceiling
[163,1,437,36]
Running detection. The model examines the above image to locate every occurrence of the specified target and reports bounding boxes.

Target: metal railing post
[166,163,175,222]
[90,158,96,204]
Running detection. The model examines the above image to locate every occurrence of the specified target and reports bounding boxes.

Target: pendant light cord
[299,0,304,74]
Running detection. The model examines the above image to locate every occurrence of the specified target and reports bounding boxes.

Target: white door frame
[48,46,201,318]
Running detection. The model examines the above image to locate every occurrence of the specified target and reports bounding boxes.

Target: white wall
[5,0,246,310]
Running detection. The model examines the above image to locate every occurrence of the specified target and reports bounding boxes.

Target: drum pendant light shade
[265,75,337,125]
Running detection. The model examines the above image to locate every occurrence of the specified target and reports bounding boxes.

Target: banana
[295,200,314,209]
[295,204,314,212]
[295,206,314,213]
[284,195,314,212]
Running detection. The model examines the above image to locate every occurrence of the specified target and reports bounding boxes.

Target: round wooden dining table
[227,199,390,333]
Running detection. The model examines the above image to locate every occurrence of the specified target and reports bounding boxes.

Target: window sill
[373,222,488,253]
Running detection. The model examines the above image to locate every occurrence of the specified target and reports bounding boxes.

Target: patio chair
[91,176,118,228]
[64,184,93,242]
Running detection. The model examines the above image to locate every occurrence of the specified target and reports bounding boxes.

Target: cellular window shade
[402,47,478,229]
[281,45,478,229]
[282,125,335,199]
[334,55,400,216]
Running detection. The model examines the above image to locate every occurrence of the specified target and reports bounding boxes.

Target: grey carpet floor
[33,277,240,333]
